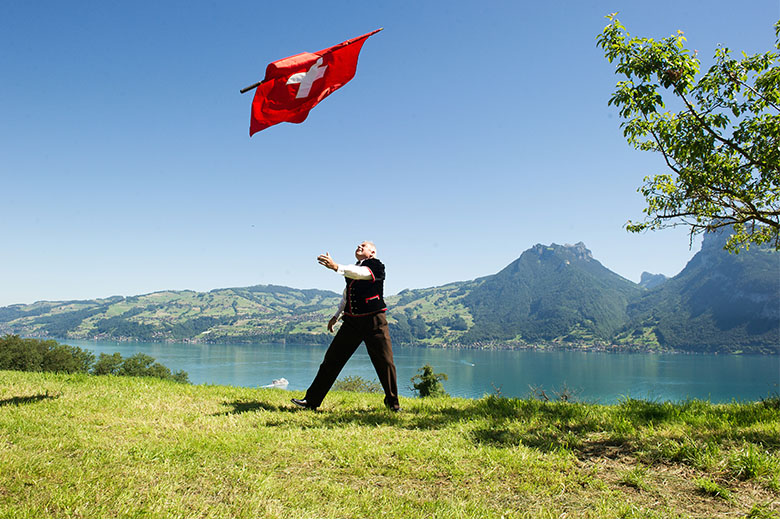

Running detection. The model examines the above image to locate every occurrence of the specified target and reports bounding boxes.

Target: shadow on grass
[218,399,348,416]
[0,393,58,407]
[217,400,293,415]
[216,395,779,461]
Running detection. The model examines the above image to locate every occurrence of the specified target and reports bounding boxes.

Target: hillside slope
[459,242,642,343]
[1,370,778,518]
[616,230,780,353]
[1,236,777,352]
[0,285,340,344]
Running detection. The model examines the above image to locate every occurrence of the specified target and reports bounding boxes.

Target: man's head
[355,241,377,261]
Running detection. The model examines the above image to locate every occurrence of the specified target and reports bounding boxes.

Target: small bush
[411,364,448,398]
[333,375,382,393]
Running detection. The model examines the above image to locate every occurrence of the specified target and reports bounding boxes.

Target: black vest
[344,258,387,317]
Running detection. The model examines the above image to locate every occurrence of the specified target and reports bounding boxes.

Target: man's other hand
[327,316,339,333]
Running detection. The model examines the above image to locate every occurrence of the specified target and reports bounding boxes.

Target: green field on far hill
[1,371,779,518]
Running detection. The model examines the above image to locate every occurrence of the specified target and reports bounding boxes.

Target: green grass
[695,477,733,502]
[1,371,779,518]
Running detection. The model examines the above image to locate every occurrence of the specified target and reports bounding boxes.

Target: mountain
[639,272,668,290]
[458,242,642,343]
[615,230,780,354]
[1,237,777,353]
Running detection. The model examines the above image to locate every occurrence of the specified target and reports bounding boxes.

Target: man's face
[355,242,376,261]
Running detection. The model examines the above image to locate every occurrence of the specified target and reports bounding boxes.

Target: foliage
[410,364,449,397]
[114,353,190,384]
[598,15,780,251]
[0,335,189,383]
[332,375,383,393]
[0,335,94,373]
[92,352,123,375]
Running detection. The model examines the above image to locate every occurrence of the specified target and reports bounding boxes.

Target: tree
[117,352,190,383]
[597,15,780,251]
[92,352,123,375]
[410,364,448,398]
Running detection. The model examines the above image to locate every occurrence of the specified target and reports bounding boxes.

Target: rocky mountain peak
[639,272,668,290]
[562,242,593,260]
[529,242,593,261]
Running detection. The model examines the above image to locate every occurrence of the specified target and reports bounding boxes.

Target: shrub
[0,335,93,374]
[333,375,383,393]
[0,335,189,383]
[117,353,190,384]
[411,364,448,398]
[92,352,123,375]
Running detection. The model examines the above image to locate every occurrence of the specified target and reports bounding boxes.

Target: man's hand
[327,316,339,333]
[317,252,338,271]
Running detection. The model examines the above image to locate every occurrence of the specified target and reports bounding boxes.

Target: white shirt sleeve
[336,263,374,280]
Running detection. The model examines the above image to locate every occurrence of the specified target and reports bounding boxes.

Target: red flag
[249,29,381,136]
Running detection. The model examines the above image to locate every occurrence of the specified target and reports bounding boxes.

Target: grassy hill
[1,371,779,518]
[0,285,341,344]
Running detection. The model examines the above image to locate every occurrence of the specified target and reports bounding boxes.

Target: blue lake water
[58,339,780,404]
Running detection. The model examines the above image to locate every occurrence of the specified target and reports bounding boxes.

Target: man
[291,241,400,411]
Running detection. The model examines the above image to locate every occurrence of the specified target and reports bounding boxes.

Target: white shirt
[332,260,374,320]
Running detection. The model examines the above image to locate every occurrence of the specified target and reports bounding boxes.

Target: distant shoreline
[19,333,780,356]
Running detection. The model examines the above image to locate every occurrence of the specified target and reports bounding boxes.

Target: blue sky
[1,1,778,306]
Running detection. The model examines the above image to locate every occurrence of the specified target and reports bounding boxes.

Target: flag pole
[240,80,265,94]
[239,28,383,94]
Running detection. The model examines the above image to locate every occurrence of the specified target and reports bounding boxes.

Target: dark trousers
[304,312,399,408]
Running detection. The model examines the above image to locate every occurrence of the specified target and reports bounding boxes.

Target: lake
[57,339,780,404]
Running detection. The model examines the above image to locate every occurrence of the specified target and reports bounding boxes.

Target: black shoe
[291,398,316,410]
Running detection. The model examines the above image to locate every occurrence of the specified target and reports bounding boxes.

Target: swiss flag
[249,29,381,136]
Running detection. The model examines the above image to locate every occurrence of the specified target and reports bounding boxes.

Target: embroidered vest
[344,258,387,317]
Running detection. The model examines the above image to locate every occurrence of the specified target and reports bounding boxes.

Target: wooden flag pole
[239,28,383,94]
[240,80,265,94]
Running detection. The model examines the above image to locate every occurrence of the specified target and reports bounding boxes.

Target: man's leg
[364,313,400,409]
[303,318,363,408]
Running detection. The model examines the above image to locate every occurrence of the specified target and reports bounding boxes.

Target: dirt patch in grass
[580,453,780,518]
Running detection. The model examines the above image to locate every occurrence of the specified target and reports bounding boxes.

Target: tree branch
[679,91,778,173]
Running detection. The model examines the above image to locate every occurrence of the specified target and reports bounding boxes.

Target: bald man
[292,241,400,411]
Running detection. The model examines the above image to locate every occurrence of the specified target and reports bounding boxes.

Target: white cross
[286,57,328,99]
